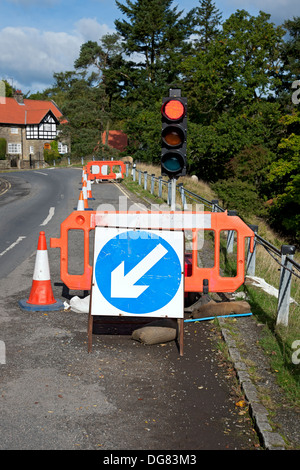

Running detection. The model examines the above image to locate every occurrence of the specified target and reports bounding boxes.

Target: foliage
[211,178,267,219]
[266,112,300,240]
[44,140,60,164]
[0,138,6,160]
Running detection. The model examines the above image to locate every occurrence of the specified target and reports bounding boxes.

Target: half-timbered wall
[26,113,57,140]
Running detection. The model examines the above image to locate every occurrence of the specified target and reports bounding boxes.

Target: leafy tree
[57,76,109,158]
[183,10,285,180]
[280,17,300,93]
[266,112,300,240]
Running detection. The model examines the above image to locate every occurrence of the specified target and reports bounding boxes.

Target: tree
[74,33,124,110]
[183,10,285,180]
[115,0,191,87]
[191,0,222,51]
[266,112,300,240]
[281,17,300,84]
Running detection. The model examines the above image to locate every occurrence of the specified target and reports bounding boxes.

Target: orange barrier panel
[85,161,126,181]
[50,211,254,293]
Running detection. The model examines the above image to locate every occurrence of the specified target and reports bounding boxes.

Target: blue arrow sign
[94,230,183,315]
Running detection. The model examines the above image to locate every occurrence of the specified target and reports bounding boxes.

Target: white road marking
[40,207,55,226]
[34,171,48,176]
[0,236,26,257]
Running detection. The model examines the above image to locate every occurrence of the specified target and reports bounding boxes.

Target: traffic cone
[82,181,92,210]
[19,232,64,311]
[81,170,87,185]
[74,190,85,210]
[86,179,94,199]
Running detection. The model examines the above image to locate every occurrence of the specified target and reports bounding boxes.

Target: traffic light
[161,89,187,178]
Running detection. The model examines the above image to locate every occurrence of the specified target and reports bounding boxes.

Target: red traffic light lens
[162,99,185,120]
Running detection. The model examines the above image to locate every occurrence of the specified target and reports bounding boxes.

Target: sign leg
[88,311,93,353]
[178,318,184,356]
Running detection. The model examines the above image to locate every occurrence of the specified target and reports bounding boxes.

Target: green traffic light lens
[161,152,185,173]
[164,157,181,171]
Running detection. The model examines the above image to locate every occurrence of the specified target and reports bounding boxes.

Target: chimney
[14,89,24,104]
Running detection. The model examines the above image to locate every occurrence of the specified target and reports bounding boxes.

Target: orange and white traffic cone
[86,179,94,200]
[81,168,87,184]
[81,171,87,185]
[82,181,92,210]
[74,190,85,210]
[19,231,64,311]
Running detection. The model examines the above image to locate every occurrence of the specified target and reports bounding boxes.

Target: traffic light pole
[171,178,177,211]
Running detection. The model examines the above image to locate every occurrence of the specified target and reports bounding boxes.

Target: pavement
[0,171,299,453]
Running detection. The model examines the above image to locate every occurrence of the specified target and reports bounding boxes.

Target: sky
[0,0,300,95]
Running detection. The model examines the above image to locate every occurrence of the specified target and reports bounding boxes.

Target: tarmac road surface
[0,168,260,452]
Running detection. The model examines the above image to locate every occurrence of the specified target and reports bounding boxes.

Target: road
[0,168,80,279]
[0,168,260,452]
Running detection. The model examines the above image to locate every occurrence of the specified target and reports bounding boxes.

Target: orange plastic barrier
[50,211,254,293]
[85,161,126,181]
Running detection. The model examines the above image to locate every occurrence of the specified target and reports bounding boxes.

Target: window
[29,146,34,154]
[11,128,18,134]
[58,142,68,154]
[8,143,21,154]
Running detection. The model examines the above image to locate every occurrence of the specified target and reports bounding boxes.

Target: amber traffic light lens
[163,100,185,120]
[162,126,184,147]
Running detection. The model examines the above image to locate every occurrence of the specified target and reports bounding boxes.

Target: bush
[211,178,267,220]
[44,141,60,163]
[0,138,6,160]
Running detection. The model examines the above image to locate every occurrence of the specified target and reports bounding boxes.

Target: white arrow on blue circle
[111,243,168,299]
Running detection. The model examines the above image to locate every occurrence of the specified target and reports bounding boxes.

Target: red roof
[0,97,66,125]
[102,130,128,151]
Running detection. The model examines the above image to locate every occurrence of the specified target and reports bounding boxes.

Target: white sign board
[91,227,184,318]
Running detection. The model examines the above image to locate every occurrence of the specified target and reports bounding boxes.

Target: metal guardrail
[125,164,299,327]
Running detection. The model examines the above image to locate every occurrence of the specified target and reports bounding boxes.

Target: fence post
[226,210,237,253]
[246,224,258,276]
[138,170,142,186]
[276,245,296,327]
[167,180,171,205]
[170,178,177,210]
[126,164,129,177]
[151,174,155,195]
[178,183,188,210]
[158,176,162,198]
[211,199,219,212]
[144,171,148,191]
[132,164,136,182]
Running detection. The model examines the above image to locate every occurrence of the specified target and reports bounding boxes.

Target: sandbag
[191,300,251,319]
[132,319,177,345]
[69,295,90,313]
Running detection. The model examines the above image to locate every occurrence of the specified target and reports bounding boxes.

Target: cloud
[224,0,300,24]
[74,17,112,42]
[0,19,115,93]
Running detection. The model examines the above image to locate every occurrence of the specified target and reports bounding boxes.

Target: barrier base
[18,298,65,312]
[73,207,93,211]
